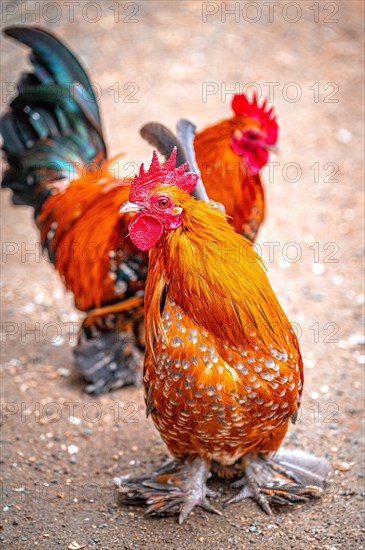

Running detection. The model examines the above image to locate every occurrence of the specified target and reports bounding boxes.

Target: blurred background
[1,1,364,548]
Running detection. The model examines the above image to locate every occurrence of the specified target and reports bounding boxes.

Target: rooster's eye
[246,131,258,140]
[156,197,170,210]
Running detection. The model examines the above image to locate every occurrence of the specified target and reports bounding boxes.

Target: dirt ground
[1,1,364,549]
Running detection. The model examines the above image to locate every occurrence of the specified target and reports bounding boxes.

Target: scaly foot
[115,457,221,523]
[225,450,328,514]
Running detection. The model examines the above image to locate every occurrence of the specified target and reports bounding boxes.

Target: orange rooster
[194,93,278,241]
[1,25,277,394]
[116,149,328,523]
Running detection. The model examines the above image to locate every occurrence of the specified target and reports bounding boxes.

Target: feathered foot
[73,329,143,394]
[115,457,222,524]
[226,449,329,514]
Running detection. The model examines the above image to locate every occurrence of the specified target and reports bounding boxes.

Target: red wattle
[129,213,164,251]
[245,148,269,175]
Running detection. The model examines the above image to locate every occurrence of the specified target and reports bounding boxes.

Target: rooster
[116,149,328,523]
[194,93,278,241]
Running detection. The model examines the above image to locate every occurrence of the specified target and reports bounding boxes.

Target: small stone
[336,128,352,143]
[51,336,64,347]
[348,334,365,346]
[57,368,71,377]
[34,292,45,304]
[311,263,325,275]
[53,289,64,299]
[336,461,352,472]
[22,303,35,314]
[303,358,316,369]
[67,542,86,550]
[278,257,290,269]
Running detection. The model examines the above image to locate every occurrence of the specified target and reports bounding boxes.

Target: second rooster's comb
[231,92,276,120]
[129,149,198,203]
[231,92,278,143]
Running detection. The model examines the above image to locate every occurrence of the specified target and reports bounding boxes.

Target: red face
[148,193,183,229]
[230,93,279,176]
[231,127,272,175]
[121,190,183,251]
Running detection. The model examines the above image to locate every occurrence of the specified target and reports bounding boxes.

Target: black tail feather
[4,26,101,124]
[1,26,107,210]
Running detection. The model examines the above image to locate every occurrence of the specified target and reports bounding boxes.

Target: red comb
[231,92,278,144]
[129,148,198,202]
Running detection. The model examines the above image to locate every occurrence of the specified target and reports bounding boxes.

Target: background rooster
[1,25,278,394]
[116,149,328,523]
[194,93,278,241]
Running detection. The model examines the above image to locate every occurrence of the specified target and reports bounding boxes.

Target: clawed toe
[225,478,273,515]
[225,452,327,514]
[115,457,221,523]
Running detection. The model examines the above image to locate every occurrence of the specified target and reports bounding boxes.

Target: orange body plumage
[37,159,147,314]
[143,188,302,463]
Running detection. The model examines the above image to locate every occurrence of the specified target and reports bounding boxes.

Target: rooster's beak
[262,143,279,154]
[119,201,140,214]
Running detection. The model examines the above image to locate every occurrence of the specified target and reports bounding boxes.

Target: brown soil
[1,2,364,549]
